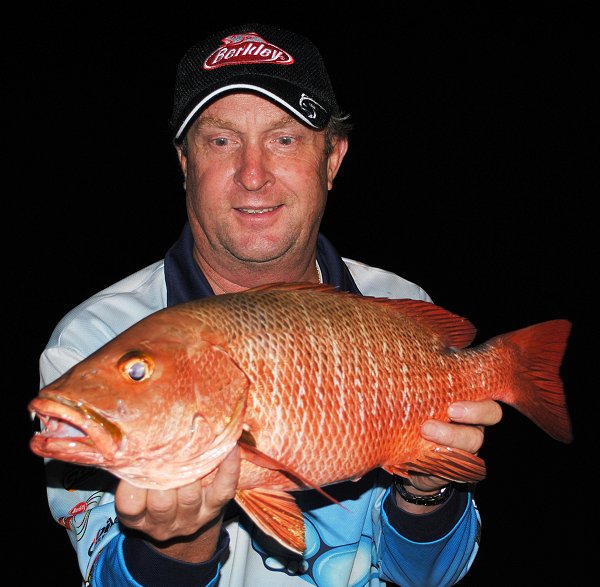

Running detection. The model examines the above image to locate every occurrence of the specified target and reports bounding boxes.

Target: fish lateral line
[238,440,349,510]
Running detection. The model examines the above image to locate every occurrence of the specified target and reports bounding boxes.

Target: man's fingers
[448,399,503,425]
[115,481,148,518]
[421,419,485,453]
[421,400,503,453]
[145,488,178,523]
[207,445,240,509]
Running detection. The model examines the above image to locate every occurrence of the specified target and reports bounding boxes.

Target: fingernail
[421,421,437,437]
[448,404,466,419]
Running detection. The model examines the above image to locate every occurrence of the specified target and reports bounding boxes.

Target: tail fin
[498,319,573,443]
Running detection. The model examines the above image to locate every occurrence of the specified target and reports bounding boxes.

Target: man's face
[177,93,346,278]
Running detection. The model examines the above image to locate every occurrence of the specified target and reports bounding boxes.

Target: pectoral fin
[235,487,306,554]
[385,446,486,483]
[239,441,344,506]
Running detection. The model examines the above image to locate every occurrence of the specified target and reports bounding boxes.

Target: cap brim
[174,76,331,140]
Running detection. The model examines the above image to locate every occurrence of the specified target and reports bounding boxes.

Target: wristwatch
[393,476,452,506]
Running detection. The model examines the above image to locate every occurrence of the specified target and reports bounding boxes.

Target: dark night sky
[6,2,594,584]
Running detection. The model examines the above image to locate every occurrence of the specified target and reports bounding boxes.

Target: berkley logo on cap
[204,32,294,70]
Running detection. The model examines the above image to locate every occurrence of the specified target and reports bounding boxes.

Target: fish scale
[29,282,572,553]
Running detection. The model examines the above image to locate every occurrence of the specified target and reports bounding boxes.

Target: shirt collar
[164,222,361,306]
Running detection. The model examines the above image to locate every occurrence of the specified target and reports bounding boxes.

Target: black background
[6,2,594,584]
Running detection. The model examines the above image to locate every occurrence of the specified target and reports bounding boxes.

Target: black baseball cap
[171,23,340,142]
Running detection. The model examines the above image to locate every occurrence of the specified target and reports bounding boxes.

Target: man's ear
[175,143,187,189]
[327,137,349,190]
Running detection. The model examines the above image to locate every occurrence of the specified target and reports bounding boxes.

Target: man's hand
[114,445,241,563]
[404,399,503,496]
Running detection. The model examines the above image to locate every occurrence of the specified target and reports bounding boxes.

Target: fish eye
[118,351,155,382]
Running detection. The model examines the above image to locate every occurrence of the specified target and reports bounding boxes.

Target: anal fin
[235,487,306,554]
[385,446,487,483]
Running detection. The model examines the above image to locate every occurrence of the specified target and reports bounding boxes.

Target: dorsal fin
[371,298,477,349]
[240,282,476,349]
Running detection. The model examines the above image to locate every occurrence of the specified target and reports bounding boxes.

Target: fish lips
[29,395,123,466]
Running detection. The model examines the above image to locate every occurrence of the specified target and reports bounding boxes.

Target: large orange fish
[29,283,572,553]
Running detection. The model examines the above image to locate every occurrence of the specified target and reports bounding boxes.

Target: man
[38,23,502,586]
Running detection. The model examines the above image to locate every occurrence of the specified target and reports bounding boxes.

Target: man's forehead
[196,93,310,129]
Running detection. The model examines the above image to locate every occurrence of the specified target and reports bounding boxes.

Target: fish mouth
[28,394,123,466]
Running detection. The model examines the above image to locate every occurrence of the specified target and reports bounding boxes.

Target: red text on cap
[204,33,294,70]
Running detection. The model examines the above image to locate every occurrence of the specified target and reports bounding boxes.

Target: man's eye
[212,137,229,146]
[277,136,295,146]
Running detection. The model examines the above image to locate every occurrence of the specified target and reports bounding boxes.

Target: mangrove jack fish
[29,283,573,553]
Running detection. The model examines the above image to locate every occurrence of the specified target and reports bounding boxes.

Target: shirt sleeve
[38,304,231,586]
[90,530,229,587]
[377,486,481,587]
[44,456,229,587]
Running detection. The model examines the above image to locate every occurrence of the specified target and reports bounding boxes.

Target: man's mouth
[236,205,282,214]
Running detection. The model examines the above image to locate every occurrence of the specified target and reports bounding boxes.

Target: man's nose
[234,143,274,191]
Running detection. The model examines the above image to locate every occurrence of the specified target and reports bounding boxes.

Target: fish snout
[29,394,123,465]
